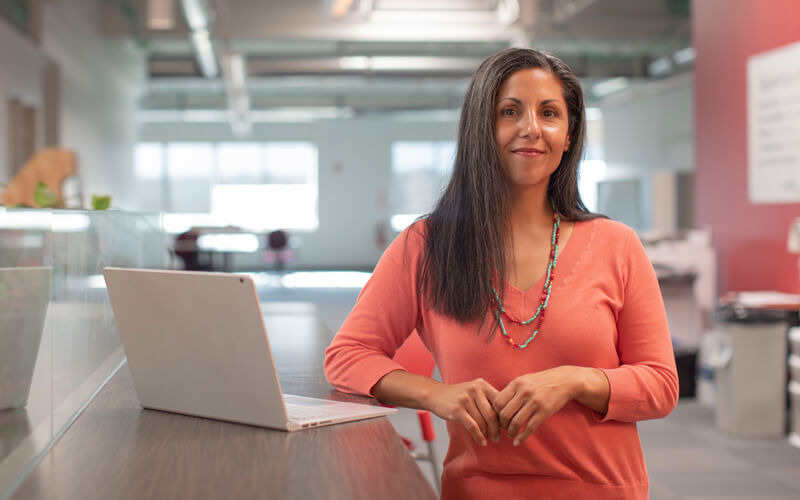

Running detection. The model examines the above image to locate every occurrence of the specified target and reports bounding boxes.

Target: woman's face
[494,67,571,191]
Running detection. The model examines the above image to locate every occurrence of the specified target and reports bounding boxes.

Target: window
[389,141,455,231]
[133,141,319,232]
[133,142,166,212]
[578,108,606,212]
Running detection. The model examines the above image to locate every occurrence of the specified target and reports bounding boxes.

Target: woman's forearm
[371,369,444,410]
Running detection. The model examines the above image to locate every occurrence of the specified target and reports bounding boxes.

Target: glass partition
[0,208,167,497]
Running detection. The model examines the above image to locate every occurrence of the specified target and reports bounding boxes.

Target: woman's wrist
[418,378,445,413]
[571,366,610,414]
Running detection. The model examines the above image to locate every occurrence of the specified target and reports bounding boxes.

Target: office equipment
[102,267,395,431]
[0,267,51,410]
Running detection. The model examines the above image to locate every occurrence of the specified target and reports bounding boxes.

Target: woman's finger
[475,390,501,443]
[506,396,536,438]
[457,406,487,446]
[512,409,550,446]
[492,384,514,415]
[464,399,488,444]
[496,390,525,429]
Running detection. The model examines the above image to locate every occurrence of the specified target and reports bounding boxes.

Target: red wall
[693,0,800,294]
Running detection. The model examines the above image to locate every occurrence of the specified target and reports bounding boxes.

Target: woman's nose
[519,111,540,138]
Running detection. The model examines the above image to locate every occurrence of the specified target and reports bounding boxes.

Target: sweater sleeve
[323,224,423,396]
[596,228,679,422]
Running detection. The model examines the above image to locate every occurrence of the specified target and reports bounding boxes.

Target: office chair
[392,331,441,492]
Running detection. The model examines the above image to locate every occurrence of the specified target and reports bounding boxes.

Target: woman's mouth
[512,148,544,157]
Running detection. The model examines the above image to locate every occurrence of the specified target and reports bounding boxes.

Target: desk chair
[393,331,440,492]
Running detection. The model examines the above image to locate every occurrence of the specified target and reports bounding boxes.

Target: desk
[8,313,437,500]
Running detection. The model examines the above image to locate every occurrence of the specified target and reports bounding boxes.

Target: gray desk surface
[9,313,437,500]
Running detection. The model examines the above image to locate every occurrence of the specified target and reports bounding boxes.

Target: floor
[256,273,800,499]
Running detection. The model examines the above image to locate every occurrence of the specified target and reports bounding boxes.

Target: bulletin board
[747,41,800,204]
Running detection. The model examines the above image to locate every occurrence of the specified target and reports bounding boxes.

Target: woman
[324,48,678,499]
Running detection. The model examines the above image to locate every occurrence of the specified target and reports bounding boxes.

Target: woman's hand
[426,378,501,447]
[492,366,584,446]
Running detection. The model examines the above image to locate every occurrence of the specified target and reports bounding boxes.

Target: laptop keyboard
[285,403,335,422]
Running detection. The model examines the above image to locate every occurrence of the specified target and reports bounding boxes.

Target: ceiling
[100,0,692,124]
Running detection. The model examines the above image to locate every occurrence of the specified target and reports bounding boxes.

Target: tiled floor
[256,276,800,499]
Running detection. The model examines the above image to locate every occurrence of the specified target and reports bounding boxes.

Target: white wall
[0,20,46,180]
[40,0,145,208]
[0,0,145,207]
[599,72,695,229]
[139,119,458,269]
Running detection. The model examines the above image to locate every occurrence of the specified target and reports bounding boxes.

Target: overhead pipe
[179,0,219,78]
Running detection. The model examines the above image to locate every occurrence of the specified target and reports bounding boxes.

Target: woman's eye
[543,109,556,118]
[501,108,516,116]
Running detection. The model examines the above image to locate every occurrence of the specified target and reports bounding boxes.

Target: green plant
[33,181,59,208]
[91,195,112,210]
[28,182,112,210]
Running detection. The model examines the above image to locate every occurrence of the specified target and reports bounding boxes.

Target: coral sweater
[324,218,679,499]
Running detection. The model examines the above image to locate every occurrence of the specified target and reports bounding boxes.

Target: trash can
[711,307,788,437]
[789,381,800,448]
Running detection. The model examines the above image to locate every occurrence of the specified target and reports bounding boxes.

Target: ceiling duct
[179,0,219,77]
[221,52,251,135]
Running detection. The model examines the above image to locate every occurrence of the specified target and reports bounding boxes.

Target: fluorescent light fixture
[330,0,354,18]
[191,29,218,78]
[388,109,461,122]
[136,107,355,123]
[496,0,520,25]
[281,271,372,289]
[147,0,175,30]
[369,10,497,24]
[648,56,672,76]
[250,107,354,122]
[197,233,260,253]
[338,56,371,70]
[592,77,629,98]
[180,0,208,30]
[390,214,422,232]
[222,53,251,135]
[673,47,696,65]
[585,107,603,121]
[226,53,247,89]
[337,55,481,72]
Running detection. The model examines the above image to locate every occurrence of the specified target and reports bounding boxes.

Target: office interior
[1,0,800,498]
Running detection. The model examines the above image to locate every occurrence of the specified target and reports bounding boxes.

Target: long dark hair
[415,47,602,324]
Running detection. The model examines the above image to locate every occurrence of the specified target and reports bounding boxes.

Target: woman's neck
[508,185,554,239]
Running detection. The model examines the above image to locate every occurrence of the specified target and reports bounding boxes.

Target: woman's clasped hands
[427,366,585,447]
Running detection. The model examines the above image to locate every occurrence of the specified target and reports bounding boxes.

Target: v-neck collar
[497,218,597,320]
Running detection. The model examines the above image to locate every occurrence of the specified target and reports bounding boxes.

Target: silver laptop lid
[103,268,290,429]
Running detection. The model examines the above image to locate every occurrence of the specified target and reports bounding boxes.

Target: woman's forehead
[496,68,565,101]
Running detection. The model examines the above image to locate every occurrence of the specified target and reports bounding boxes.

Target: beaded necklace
[491,200,560,349]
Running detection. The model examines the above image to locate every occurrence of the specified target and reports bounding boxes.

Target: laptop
[102,267,395,431]
[0,266,52,410]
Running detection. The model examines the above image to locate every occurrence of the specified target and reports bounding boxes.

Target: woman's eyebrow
[497,97,562,106]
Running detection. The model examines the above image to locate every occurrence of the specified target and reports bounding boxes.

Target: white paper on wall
[747,41,800,204]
